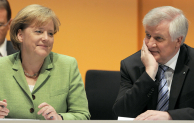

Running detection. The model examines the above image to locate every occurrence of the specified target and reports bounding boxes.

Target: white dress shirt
[163,49,180,96]
[0,39,8,57]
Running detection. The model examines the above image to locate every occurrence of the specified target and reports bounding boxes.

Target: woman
[0,4,90,120]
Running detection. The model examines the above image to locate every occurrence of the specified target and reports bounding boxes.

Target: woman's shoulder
[0,52,19,65]
[49,52,77,64]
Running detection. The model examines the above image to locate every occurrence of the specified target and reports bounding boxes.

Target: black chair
[85,70,120,120]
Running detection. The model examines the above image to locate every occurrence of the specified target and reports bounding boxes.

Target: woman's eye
[35,31,42,33]
[48,33,54,36]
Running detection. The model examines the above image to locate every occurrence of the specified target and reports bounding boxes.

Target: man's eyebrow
[154,34,164,38]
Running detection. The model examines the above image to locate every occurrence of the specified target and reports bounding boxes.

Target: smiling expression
[145,21,181,64]
[17,20,54,58]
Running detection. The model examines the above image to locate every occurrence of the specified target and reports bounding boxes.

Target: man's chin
[151,51,159,56]
[153,56,160,63]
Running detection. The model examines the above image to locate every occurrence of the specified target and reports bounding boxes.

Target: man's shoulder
[183,44,194,53]
[122,50,141,63]
[6,41,18,55]
[121,50,143,68]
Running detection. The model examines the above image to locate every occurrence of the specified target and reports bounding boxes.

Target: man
[113,6,194,120]
[0,0,17,57]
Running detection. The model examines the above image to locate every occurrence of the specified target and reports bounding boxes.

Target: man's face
[144,21,181,64]
[0,8,10,45]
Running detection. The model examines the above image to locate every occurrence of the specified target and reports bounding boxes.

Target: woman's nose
[42,32,48,41]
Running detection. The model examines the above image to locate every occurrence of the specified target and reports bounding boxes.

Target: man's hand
[134,110,172,120]
[141,40,158,80]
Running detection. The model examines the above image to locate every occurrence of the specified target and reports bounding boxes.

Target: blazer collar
[169,44,190,110]
[12,52,32,99]
[12,52,53,97]
[33,53,53,94]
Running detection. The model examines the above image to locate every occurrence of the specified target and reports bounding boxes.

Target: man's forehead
[145,25,170,37]
[145,20,171,27]
[0,7,7,16]
[145,20,170,30]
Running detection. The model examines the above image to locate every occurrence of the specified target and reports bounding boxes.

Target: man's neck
[0,40,4,46]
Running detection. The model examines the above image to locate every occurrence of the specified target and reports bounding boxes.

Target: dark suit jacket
[113,44,194,120]
[6,41,18,55]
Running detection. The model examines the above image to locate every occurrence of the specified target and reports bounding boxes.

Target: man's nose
[147,37,156,47]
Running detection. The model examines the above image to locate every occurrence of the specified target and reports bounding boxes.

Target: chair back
[85,70,120,120]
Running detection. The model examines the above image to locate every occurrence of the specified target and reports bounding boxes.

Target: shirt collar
[164,49,180,71]
[0,38,7,57]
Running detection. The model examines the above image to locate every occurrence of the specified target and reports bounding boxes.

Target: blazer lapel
[169,45,189,110]
[32,53,53,94]
[12,53,32,99]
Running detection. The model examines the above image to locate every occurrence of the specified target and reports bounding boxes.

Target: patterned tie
[156,65,169,111]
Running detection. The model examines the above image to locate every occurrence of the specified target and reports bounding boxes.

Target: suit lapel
[169,45,189,110]
[32,53,53,94]
[12,53,32,99]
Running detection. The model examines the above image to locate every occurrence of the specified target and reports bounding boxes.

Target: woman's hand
[0,99,9,119]
[37,102,62,120]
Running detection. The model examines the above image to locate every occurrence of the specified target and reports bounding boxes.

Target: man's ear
[175,36,183,48]
[17,29,23,43]
[8,18,12,30]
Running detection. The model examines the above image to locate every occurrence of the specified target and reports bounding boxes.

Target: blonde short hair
[10,4,61,50]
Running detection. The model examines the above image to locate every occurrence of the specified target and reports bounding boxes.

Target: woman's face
[17,20,54,58]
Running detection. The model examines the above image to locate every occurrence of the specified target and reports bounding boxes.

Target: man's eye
[156,37,163,40]
[146,34,151,38]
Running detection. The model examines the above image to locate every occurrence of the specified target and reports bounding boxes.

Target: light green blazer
[0,52,90,120]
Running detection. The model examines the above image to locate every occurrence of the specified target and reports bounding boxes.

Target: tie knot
[159,65,168,72]
[157,65,168,80]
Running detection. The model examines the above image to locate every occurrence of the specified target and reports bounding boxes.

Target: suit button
[30,108,34,113]
[147,94,150,97]
[32,95,35,100]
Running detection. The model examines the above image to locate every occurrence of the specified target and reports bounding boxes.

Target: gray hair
[143,6,188,44]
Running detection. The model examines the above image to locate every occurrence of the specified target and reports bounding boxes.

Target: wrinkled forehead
[145,20,171,30]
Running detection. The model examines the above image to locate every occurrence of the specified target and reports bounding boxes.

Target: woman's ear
[17,29,23,42]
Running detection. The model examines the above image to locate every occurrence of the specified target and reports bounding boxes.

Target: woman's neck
[21,52,45,77]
